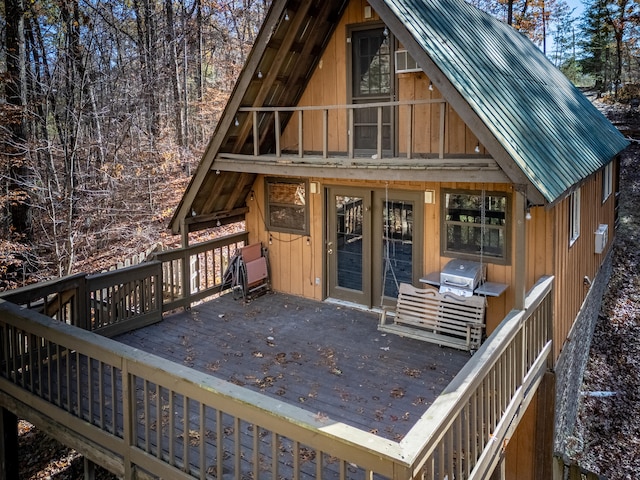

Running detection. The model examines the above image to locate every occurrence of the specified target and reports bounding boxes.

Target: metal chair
[223,243,270,301]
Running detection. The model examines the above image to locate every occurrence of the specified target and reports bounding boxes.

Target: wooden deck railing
[228,99,450,161]
[0,273,553,479]
[153,231,248,311]
[402,276,554,479]
[0,231,248,336]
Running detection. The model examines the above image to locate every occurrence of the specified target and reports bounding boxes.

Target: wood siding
[551,164,617,360]
[279,2,482,157]
[247,176,521,332]
[247,162,617,351]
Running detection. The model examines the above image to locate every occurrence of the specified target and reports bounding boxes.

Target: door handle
[328,249,333,255]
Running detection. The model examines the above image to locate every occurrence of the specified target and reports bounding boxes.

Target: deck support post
[84,457,96,480]
[534,372,556,479]
[0,408,18,480]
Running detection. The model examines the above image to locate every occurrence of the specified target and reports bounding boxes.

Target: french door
[327,188,422,308]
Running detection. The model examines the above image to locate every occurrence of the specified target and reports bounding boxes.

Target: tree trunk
[542,1,547,55]
[165,0,185,149]
[133,0,160,141]
[4,0,31,239]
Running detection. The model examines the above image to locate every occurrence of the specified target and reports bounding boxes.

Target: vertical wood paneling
[397,74,414,154]
[423,183,440,271]
[280,5,477,157]
[247,178,516,331]
[312,180,324,300]
[551,170,615,360]
[414,74,431,153]
[504,389,538,480]
[289,237,303,296]
[447,105,465,153]
[430,84,442,153]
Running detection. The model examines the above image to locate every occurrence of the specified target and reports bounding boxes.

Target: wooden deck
[115,291,470,441]
[0,263,554,479]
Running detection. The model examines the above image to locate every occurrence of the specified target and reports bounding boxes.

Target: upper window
[352,28,391,98]
[265,178,308,234]
[442,190,509,263]
[569,188,581,246]
[602,162,613,202]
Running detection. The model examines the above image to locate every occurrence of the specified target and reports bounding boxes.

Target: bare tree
[0,0,270,280]
[3,0,30,239]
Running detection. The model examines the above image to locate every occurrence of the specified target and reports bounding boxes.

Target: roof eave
[169,0,289,234]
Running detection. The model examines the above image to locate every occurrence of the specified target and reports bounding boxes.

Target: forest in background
[1,0,639,289]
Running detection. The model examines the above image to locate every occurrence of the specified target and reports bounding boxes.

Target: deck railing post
[348,108,354,159]
[406,104,413,159]
[182,248,191,308]
[377,106,383,159]
[275,110,281,157]
[253,111,259,157]
[439,102,446,159]
[323,109,328,158]
[122,361,134,479]
[298,110,304,158]
[78,275,90,331]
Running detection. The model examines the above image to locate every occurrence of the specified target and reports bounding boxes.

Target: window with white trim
[569,188,581,246]
[602,162,613,202]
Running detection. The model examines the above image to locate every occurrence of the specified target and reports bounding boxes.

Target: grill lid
[440,259,486,296]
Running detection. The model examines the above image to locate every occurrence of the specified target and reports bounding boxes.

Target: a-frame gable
[172,0,627,234]
[171,0,349,233]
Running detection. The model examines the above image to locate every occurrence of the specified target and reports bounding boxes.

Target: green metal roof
[375,0,629,203]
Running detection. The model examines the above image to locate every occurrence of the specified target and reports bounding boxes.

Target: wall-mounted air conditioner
[395,50,422,73]
[594,224,608,254]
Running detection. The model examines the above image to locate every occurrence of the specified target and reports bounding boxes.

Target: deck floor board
[115,291,470,441]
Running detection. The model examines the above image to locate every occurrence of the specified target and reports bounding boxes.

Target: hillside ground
[568,102,640,480]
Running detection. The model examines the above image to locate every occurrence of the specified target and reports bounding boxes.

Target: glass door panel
[337,196,364,290]
[373,190,422,307]
[382,200,414,298]
[328,189,371,305]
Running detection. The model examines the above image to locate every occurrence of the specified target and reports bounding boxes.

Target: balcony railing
[228,99,454,161]
[0,233,552,479]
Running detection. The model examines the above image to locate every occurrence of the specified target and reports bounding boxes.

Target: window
[395,50,421,73]
[442,190,509,263]
[353,28,391,97]
[265,178,308,234]
[569,188,581,245]
[602,162,613,202]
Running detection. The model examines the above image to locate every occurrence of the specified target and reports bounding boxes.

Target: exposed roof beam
[169,0,289,233]
[231,1,315,153]
[224,172,253,211]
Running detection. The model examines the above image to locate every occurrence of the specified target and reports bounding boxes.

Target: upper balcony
[0,232,552,479]
[213,100,509,184]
